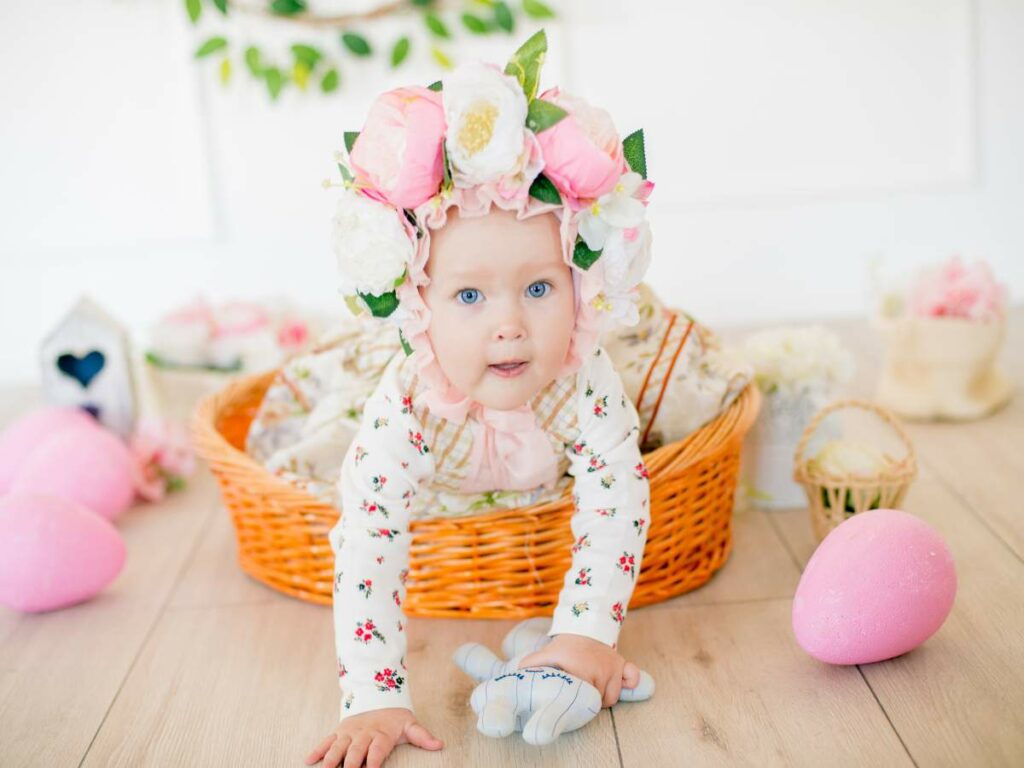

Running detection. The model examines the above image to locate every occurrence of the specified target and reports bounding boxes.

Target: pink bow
[415,390,561,493]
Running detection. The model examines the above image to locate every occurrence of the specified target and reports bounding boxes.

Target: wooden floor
[2,309,1022,767]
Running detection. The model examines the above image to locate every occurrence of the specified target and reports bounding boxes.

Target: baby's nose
[495,324,526,342]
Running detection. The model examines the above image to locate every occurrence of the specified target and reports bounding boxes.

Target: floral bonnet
[331,30,654,405]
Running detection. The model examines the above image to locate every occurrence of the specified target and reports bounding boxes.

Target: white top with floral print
[329,346,650,720]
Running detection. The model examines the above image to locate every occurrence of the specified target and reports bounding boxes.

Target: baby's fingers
[343,733,372,768]
[305,732,337,764]
[321,734,351,768]
[622,661,641,689]
[366,733,397,768]
[403,721,444,750]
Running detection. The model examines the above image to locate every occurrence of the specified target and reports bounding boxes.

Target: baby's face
[422,208,576,410]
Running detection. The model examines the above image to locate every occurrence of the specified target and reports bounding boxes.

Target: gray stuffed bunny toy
[452,617,655,746]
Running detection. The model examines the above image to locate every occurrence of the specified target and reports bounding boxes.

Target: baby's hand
[305,707,443,768]
[517,633,641,708]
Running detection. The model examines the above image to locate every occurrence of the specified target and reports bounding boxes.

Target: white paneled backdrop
[1,0,1022,385]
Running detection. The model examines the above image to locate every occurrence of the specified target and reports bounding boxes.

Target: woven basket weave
[191,371,760,617]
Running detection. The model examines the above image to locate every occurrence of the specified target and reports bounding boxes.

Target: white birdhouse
[40,297,138,438]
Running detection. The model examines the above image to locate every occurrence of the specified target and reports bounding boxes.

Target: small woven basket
[793,399,917,542]
[191,372,760,618]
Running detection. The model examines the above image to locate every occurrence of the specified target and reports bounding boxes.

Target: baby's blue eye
[527,281,550,298]
[457,288,482,305]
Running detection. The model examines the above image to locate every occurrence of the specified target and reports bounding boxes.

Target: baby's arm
[550,346,651,648]
[329,361,435,720]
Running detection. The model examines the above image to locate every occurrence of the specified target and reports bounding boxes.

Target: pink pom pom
[0,493,126,613]
[0,406,98,494]
[793,509,957,665]
[11,423,137,521]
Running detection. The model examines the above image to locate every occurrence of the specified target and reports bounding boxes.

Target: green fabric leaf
[212,0,228,14]
[391,37,411,68]
[321,68,340,93]
[427,80,443,91]
[270,0,306,16]
[522,0,555,20]
[622,129,647,179]
[504,29,546,101]
[195,37,228,58]
[573,238,602,270]
[494,2,514,32]
[342,32,372,57]
[424,12,451,38]
[528,173,561,205]
[337,162,352,182]
[359,291,399,318]
[398,328,413,356]
[461,13,489,34]
[185,0,201,24]
[244,46,263,76]
[409,0,433,6]
[344,131,360,153]
[526,98,567,133]
[442,141,452,189]
[265,67,285,100]
[291,43,322,70]
[431,46,453,70]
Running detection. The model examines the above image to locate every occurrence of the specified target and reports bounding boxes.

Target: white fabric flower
[594,287,641,326]
[443,62,529,187]
[332,190,413,297]
[600,220,652,292]
[576,171,647,251]
[742,325,855,395]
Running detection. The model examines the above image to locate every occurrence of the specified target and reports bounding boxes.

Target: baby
[306,32,653,768]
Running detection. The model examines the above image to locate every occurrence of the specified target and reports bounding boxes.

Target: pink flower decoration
[907,256,1007,322]
[212,301,271,338]
[350,86,447,210]
[128,418,196,502]
[535,87,626,201]
[276,317,309,351]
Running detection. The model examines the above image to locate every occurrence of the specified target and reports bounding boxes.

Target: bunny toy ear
[501,616,555,659]
[453,642,505,681]
[617,669,656,702]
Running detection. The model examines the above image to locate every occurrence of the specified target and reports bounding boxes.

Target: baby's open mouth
[488,361,529,378]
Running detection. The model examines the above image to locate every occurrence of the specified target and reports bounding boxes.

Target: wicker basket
[793,399,917,542]
[191,371,761,618]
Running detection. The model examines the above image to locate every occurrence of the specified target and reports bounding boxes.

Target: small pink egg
[0,406,98,494]
[11,423,137,521]
[0,493,126,612]
[792,508,957,665]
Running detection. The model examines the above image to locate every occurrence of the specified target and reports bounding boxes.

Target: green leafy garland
[185,0,558,100]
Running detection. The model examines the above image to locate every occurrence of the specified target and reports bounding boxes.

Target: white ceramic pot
[742,386,839,509]
[876,316,1012,421]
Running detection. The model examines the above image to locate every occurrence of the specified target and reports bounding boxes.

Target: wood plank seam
[915,453,1023,566]
[76,500,221,768]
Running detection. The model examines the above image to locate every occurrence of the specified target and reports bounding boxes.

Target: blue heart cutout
[57,350,106,389]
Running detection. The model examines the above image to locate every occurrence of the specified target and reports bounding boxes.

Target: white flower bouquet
[740,325,854,508]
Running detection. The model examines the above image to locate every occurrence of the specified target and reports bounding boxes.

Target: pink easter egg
[11,423,137,521]
[0,493,126,612]
[792,509,957,665]
[0,406,98,494]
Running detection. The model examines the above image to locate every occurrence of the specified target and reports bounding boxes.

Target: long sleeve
[549,346,651,648]
[328,359,435,720]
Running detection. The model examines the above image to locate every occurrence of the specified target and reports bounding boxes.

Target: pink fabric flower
[276,317,309,351]
[349,86,447,210]
[535,87,626,202]
[129,418,196,502]
[907,256,1007,322]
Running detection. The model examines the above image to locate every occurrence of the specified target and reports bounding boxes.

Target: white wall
[1,0,1022,385]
